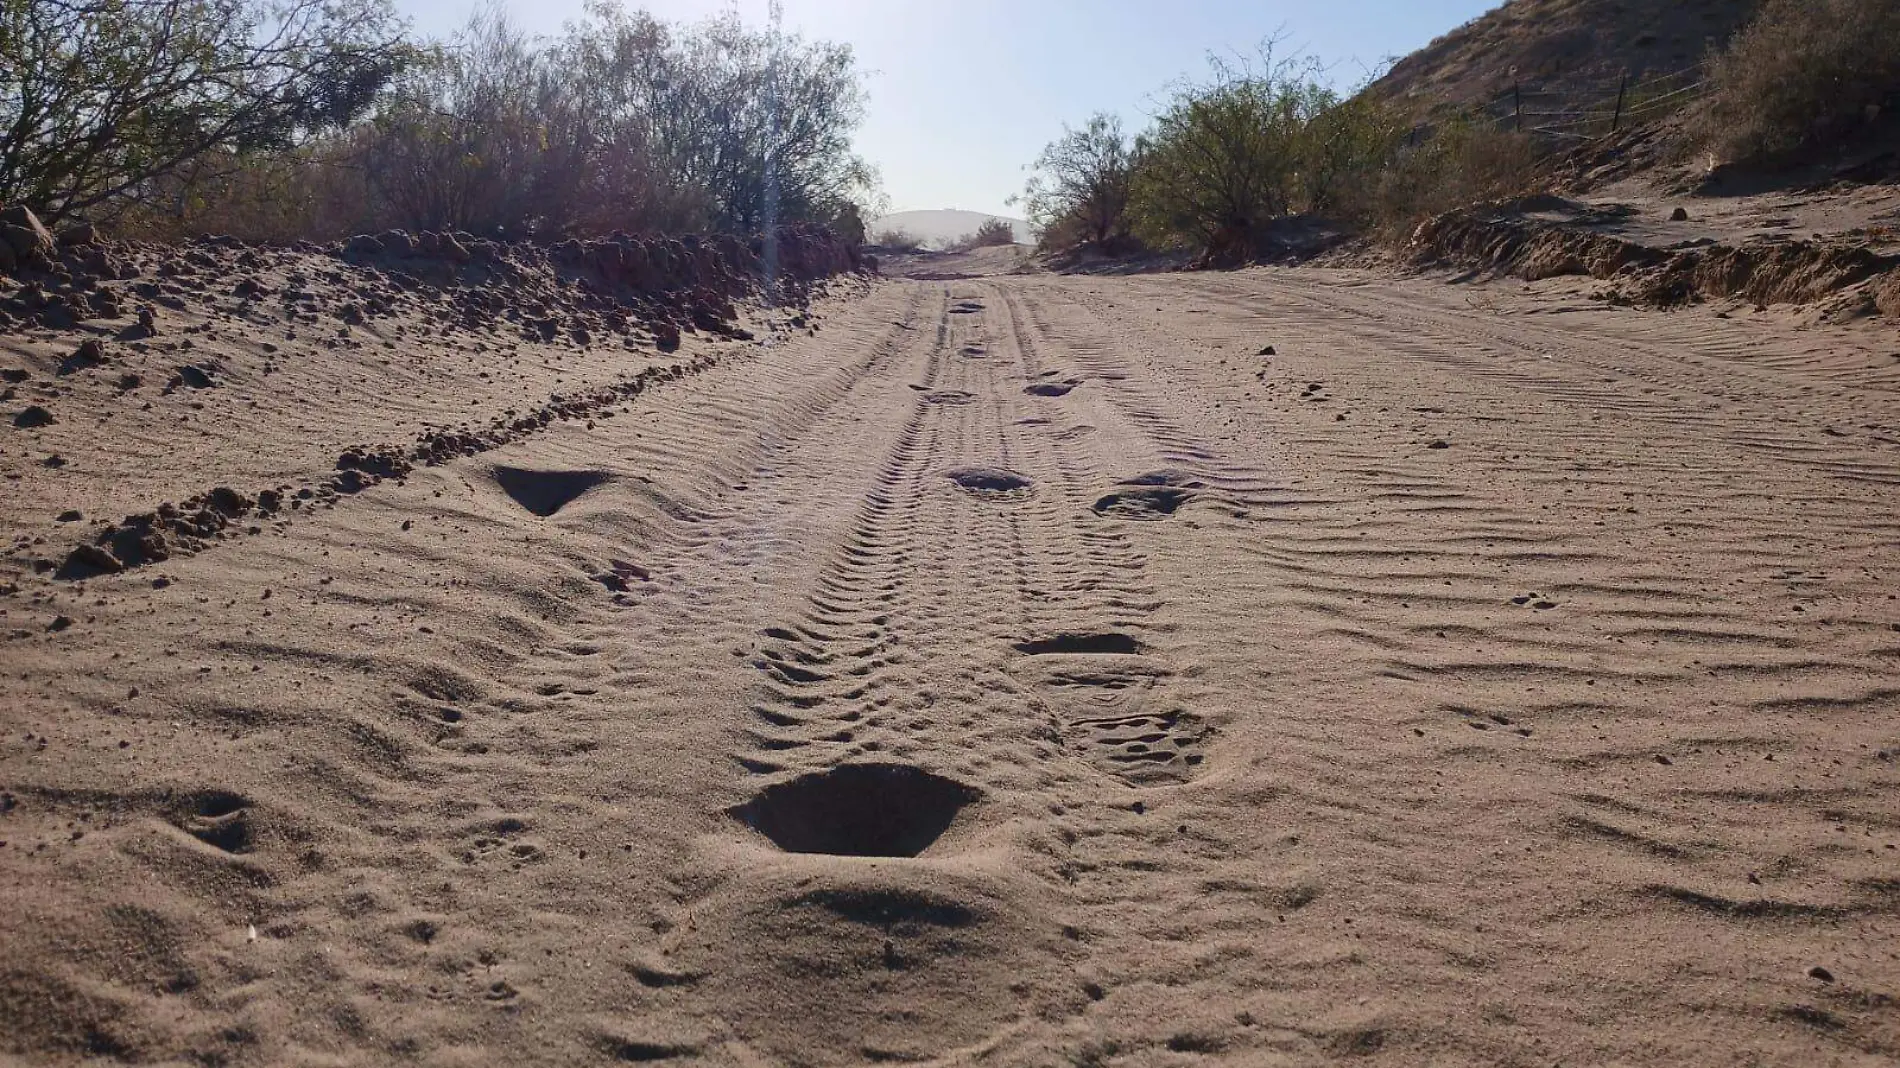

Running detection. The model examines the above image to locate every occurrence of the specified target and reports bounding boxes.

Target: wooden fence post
[1611,71,1628,134]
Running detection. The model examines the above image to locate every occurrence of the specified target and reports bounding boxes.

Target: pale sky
[393,0,1499,218]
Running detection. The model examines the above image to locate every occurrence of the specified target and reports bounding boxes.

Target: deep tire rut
[720,281,1259,795]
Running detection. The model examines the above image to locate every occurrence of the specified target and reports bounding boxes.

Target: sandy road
[3,262,1898,1066]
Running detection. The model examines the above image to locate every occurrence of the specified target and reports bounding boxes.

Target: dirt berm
[1412,195,1900,315]
[0,212,867,579]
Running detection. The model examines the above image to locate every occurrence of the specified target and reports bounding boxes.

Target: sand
[2,243,1898,1066]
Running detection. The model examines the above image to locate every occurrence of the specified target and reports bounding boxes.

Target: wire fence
[1464,65,1712,142]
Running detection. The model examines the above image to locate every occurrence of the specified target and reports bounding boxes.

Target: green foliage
[1352,116,1540,237]
[1696,0,1900,164]
[1295,91,1410,218]
[974,217,1016,245]
[4,0,876,241]
[1127,52,1333,261]
[1016,113,1134,248]
[0,0,411,223]
[828,201,867,246]
[359,1,874,238]
[1029,46,1543,259]
[869,227,924,252]
[952,217,1016,250]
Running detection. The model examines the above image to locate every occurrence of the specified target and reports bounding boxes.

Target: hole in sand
[945,466,1033,497]
[493,466,612,517]
[1013,632,1145,656]
[1092,475,1200,520]
[172,790,253,854]
[1024,381,1076,397]
[729,764,979,858]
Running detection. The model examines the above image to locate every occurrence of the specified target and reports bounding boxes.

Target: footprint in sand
[945,466,1035,500]
[1092,471,1203,520]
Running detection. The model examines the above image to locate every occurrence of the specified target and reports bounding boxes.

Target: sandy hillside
[1372,0,1760,106]
[2,234,1898,1065]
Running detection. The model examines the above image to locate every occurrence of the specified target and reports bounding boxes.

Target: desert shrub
[0,0,410,224]
[1296,91,1409,220]
[1024,45,1550,259]
[1351,116,1542,237]
[974,217,1017,246]
[359,3,870,238]
[1126,51,1345,261]
[953,217,1017,249]
[1697,0,1900,163]
[359,10,557,236]
[1030,211,1094,253]
[622,6,875,232]
[869,228,924,252]
[2,0,877,241]
[112,140,380,241]
[1017,113,1135,249]
[827,202,868,246]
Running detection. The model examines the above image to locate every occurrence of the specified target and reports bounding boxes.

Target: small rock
[203,486,253,516]
[62,338,106,373]
[13,405,55,428]
[1669,207,1690,222]
[47,615,74,632]
[1654,754,1673,766]
[1427,440,1450,449]
[652,322,682,352]
[62,543,122,575]
[56,222,100,248]
[1808,966,1834,983]
[1257,345,1277,356]
[1,205,56,263]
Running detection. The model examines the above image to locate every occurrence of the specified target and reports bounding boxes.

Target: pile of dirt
[1411,196,1900,314]
[2,208,863,341]
[1,208,868,580]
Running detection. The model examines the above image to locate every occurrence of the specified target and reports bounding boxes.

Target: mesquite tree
[0,0,410,221]
[361,1,874,238]
[1017,113,1135,248]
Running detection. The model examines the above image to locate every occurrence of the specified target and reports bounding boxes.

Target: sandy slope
[2,254,1898,1065]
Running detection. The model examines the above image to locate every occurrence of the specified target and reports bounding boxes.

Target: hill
[872,210,1030,247]
[1371,0,1761,107]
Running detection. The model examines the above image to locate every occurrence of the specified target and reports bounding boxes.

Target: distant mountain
[871,210,1031,247]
